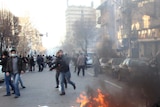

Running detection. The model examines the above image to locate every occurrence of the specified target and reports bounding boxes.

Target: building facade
[66,6,96,37]
[97,0,160,58]
[65,5,96,53]
[97,0,119,51]
[134,0,160,58]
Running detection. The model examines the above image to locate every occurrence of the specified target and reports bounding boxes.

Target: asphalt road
[0,66,123,107]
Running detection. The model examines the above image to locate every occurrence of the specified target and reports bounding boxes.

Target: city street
[0,66,124,107]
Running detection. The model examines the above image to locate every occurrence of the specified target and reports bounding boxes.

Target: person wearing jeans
[54,51,67,89]
[50,50,76,96]
[0,50,14,96]
[6,49,24,98]
[60,71,75,94]
[19,76,26,88]
[4,72,14,96]
[13,73,20,96]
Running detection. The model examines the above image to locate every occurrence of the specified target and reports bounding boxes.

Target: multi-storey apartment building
[66,6,96,37]
[65,5,96,52]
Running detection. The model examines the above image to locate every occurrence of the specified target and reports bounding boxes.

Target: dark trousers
[38,64,41,71]
[77,65,85,76]
[30,65,35,71]
[56,71,67,87]
[38,64,43,72]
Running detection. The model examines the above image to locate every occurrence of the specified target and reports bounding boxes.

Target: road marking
[87,72,122,89]
[38,105,48,107]
[104,80,122,89]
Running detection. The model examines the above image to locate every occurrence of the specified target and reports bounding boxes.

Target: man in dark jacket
[1,51,14,96]
[54,51,67,89]
[6,49,24,98]
[37,55,43,72]
[50,50,76,96]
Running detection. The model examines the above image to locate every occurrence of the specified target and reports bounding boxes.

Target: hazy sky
[0,0,100,49]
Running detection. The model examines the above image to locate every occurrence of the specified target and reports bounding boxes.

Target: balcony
[137,25,160,41]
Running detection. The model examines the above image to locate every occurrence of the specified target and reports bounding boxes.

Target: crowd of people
[0,49,77,97]
[0,49,57,98]
[0,48,101,98]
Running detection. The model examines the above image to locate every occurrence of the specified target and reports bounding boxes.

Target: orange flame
[76,89,109,107]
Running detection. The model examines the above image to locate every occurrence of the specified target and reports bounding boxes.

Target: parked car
[0,60,4,81]
[109,58,125,77]
[86,52,95,66]
[99,58,110,69]
[86,56,93,66]
[116,58,149,80]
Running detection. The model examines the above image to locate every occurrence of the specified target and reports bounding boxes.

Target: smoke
[83,80,136,107]
[126,69,160,107]
[96,39,119,58]
[82,71,160,107]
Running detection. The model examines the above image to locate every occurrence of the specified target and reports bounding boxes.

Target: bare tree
[61,36,75,54]
[73,18,96,54]
[0,9,21,52]
[16,17,43,55]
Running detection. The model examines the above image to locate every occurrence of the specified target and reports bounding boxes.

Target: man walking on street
[77,53,86,76]
[6,49,25,98]
[37,55,43,72]
[1,51,14,96]
[50,50,76,96]
[54,51,67,89]
[73,53,79,73]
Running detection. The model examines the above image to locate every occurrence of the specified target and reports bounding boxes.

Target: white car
[86,56,93,65]
[0,60,4,81]
[99,58,110,69]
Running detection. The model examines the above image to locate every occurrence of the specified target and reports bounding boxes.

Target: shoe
[22,86,26,89]
[12,92,15,94]
[55,86,59,88]
[14,96,19,98]
[3,94,11,96]
[65,85,67,88]
[73,84,76,90]
[59,92,65,96]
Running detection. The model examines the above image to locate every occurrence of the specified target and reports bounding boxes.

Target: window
[142,15,150,28]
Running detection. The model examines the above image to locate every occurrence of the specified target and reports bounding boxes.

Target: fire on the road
[76,89,109,107]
